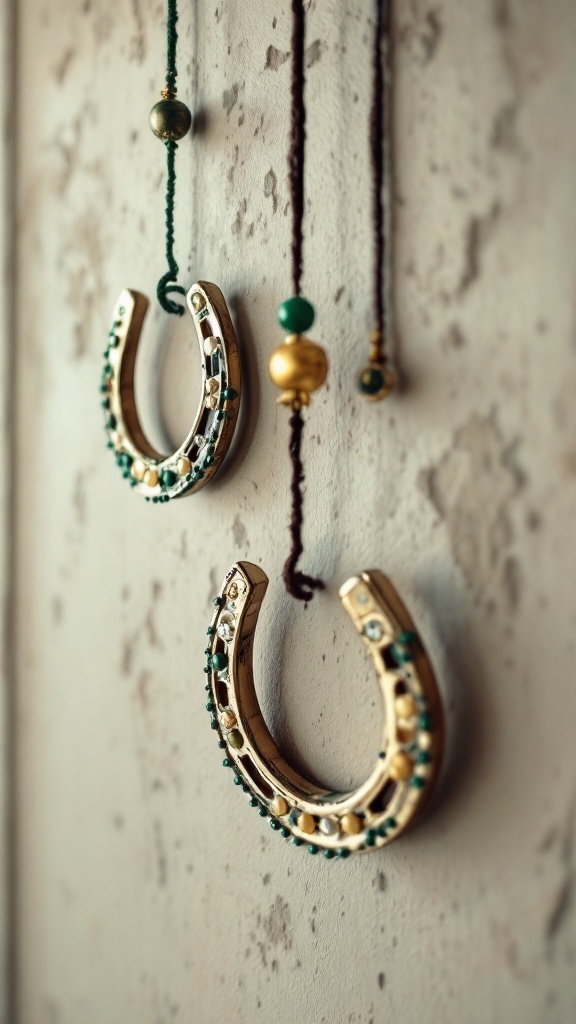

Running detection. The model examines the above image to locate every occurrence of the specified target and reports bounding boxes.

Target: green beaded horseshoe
[204,562,444,859]
[101,282,241,502]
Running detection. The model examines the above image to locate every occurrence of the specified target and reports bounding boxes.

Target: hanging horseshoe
[101,282,241,502]
[204,561,444,859]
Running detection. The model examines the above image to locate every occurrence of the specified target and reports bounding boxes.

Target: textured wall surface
[10,0,576,1021]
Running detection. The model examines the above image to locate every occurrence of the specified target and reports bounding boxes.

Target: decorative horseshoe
[205,562,444,859]
[101,282,241,502]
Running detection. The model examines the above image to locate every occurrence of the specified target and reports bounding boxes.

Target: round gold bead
[143,467,159,487]
[205,378,219,395]
[206,395,218,410]
[297,812,316,835]
[149,98,192,141]
[131,459,146,482]
[268,335,328,403]
[177,456,191,476]
[271,796,289,818]
[395,694,417,719]
[190,291,205,312]
[389,751,414,781]
[418,731,433,752]
[340,813,363,836]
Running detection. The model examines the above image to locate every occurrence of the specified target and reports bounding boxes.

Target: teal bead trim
[358,366,384,396]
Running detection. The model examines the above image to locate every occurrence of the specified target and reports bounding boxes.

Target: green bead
[416,751,431,765]
[249,797,259,807]
[270,819,281,831]
[150,98,192,141]
[206,627,215,635]
[233,775,242,786]
[222,388,238,401]
[209,720,218,730]
[277,295,315,334]
[338,848,351,859]
[411,776,426,789]
[206,701,215,712]
[213,597,223,607]
[384,817,397,831]
[418,713,432,732]
[365,830,376,847]
[280,827,291,839]
[218,740,227,749]
[228,729,244,750]
[222,758,233,768]
[323,849,335,860]
[308,844,319,855]
[258,807,268,817]
[292,837,303,847]
[209,652,228,672]
[358,366,384,396]
[161,469,177,488]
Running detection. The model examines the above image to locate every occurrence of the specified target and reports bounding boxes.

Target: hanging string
[156,0,186,316]
[369,0,390,363]
[283,0,325,603]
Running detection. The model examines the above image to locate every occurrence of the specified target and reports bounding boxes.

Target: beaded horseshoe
[102,0,241,500]
[103,284,240,502]
[204,562,444,859]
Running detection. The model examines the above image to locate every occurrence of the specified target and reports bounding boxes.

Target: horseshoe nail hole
[215,679,228,707]
[369,779,397,815]
[382,646,401,672]
[239,756,274,800]
[394,679,408,696]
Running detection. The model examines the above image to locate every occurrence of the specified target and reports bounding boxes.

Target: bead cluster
[102,288,239,501]
[268,296,328,409]
[205,566,439,859]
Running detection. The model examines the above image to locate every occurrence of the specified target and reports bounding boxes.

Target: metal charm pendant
[205,562,444,859]
[101,282,241,502]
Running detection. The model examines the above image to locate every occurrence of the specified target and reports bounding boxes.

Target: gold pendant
[205,562,444,859]
[101,282,241,502]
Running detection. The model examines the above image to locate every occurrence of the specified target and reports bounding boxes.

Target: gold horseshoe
[101,282,241,501]
[205,562,444,858]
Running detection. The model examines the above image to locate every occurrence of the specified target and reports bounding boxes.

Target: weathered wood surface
[12,1,576,1021]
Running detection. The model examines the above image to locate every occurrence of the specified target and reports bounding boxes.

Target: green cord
[166,0,178,98]
[157,0,185,316]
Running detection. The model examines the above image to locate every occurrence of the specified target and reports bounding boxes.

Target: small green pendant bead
[228,728,244,750]
[358,366,384,396]
[150,98,192,141]
[277,295,315,334]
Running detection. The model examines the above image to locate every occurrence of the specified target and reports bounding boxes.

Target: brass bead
[271,796,289,818]
[149,98,192,141]
[297,812,316,835]
[143,467,159,488]
[131,459,146,482]
[269,334,328,407]
[220,710,237,730]
[177,456,191,476]
[340,813,363,836]
[389,751,414,781]
[395,694,417,719]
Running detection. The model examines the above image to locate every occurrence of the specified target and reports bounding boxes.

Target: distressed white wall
[11,0,576,1021]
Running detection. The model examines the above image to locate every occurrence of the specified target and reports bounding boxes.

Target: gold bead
[271,796,289,817]
[203,336,218,355]
[177,456,191,476]
[227,582,239,600]
[395,694,417,719]
[418,731,433,752]
[341,813,363,836]
[269,335,328,406]
[190,291,205,312]
[205,378,219,395]
[397,722,416,744]
[389,751,414,781]
[131,459,146,482]
[149,98,192,141]
[220,710,237,730]
[143,468,158,487]
[205,395,218,410]
[297,812,316,835]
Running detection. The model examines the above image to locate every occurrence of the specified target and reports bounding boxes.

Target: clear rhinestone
[364,620,384,642]
[194,434,206,449]
[319,818,339,836]
[217,612,235,642]
[356,591,369,606]
[216,669,229,683]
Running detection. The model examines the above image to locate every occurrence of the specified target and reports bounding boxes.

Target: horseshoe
[204,562,444,858]
[101,282,241,502]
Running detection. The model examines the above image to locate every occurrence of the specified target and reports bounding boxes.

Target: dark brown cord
[283,409,324,602]
[370,0,389,351]
[283,0,324,602]
[289,0,306,296]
